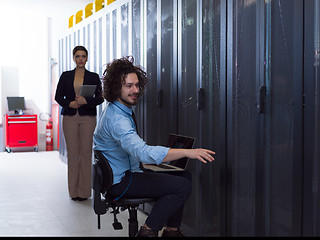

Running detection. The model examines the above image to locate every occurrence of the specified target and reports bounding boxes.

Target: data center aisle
[0,151,147,237]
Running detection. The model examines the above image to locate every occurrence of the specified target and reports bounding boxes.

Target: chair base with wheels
[92,150,156,237]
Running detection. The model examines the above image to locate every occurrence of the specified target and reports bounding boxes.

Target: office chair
[92,150,156,237]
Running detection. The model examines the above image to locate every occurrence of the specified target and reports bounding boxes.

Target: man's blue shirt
[93,101,169,184]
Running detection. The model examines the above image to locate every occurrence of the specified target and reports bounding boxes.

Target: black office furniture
[92,150,156,237]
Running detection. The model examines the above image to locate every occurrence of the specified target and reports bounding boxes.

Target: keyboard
[157,164,176,169]
[143,163,183,172]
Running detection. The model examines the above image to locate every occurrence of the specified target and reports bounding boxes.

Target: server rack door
[264,0,304,236]
[178,0,201,235]
[97,17,104,117]
[105,13,111,65]
[58,38,67,163]
[86,23,91,71]
[112,9,117,59]
[131,0,144,135]
[144,0,159,145]
[93,20,98,74]
[142,0,178,146]
[159,0,178,145]
[121,2,129,57]
[226,0,304,236]
[303,0,320,235]
[226,0,263,236]
[198,0,226,237]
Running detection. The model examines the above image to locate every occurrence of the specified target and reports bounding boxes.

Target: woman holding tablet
[55,45,104,201]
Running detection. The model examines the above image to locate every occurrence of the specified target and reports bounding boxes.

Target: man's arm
[162,148,215,164]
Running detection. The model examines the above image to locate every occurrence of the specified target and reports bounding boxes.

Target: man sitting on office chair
[93,56,215,237]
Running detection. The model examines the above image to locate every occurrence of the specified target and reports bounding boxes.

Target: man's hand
[163,148,215,164]
[186,148,215,164]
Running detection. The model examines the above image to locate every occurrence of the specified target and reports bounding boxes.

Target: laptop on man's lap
[142,133,195,172]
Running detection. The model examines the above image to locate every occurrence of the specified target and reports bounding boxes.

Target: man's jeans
[108,170,192,231]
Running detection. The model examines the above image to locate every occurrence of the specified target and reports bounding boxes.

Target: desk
[4,114,38,153]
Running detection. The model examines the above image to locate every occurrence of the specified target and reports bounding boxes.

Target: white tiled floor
[0,151,147,237]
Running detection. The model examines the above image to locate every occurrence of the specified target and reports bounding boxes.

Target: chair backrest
[93,150,114,193]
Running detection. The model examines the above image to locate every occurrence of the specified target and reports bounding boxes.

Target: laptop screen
[166,134,195,169]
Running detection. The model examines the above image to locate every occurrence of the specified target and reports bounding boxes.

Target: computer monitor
[7,97,26,114]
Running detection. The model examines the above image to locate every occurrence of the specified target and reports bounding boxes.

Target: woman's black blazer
[55,69,104,116]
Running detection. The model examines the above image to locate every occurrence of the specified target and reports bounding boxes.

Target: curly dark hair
[102,56,148,102]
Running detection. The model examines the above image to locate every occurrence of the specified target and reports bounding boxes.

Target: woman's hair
[72,46,88,57]
[102,56,148,102]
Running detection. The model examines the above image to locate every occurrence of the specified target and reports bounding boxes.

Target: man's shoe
[135,226,158,237]
[161,228,184,237]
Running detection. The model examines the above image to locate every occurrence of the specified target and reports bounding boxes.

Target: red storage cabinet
[4,114,38,153]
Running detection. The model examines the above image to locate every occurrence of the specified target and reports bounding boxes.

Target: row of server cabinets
[58,0,320,237]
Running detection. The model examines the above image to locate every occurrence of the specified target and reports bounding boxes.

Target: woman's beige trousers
[62,113,96,199]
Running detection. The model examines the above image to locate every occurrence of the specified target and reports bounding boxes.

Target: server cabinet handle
[157,90,163,108]
[197,88,205,110]
[258,86,266,114]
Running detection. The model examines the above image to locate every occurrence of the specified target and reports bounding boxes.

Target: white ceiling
[0,0,94,38]
[0,0,93,19]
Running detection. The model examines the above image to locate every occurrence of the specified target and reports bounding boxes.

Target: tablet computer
[79,85,96,98]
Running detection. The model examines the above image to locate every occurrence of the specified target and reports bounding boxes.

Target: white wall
[0,0,93,151]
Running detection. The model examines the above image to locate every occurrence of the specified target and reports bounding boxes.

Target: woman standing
[55,46,104,201]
